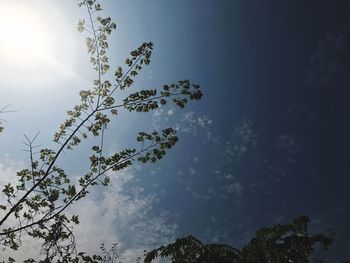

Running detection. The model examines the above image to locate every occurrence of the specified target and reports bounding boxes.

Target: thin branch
[98,55,142,108]
[0,105,17,114]
[86,4,103,108]
[0,142,158,236]
[0,111,95,228]
[98,124,105,175]
[23,132,40,186]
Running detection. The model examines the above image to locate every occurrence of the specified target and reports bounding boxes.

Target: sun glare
[0,4,55,68]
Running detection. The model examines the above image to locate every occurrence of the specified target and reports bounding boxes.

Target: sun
[0,3,55,69]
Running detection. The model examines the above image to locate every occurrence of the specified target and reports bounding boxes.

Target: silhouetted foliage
[144,235,239,263]
[144,216,335,263]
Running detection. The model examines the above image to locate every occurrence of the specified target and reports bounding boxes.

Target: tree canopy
[144,216,336,263]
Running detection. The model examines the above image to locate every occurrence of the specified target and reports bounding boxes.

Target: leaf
[71,215,80,225]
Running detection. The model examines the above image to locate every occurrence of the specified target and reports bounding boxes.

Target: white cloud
[71,169,179,263]
[152,109,212,142]
[0,154,24,185]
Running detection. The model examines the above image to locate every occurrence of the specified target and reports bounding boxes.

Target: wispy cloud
[152,108,213,142]
[71,168,178,262]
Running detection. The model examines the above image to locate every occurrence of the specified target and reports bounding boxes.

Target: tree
[0,0,202,262]
[144,216,335,263]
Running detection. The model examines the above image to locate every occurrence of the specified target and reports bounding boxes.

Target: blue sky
[1,0,350,262]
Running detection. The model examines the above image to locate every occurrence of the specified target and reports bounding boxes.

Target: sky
[0,0,350,262]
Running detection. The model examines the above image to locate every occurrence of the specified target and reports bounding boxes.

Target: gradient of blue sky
[1,0,350,262]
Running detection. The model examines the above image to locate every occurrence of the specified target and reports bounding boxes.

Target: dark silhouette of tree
[144,235,239,263]
[144,216,335,263]
[0,0,202,262]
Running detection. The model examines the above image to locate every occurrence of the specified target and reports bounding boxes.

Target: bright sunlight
[0,3,55,68]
